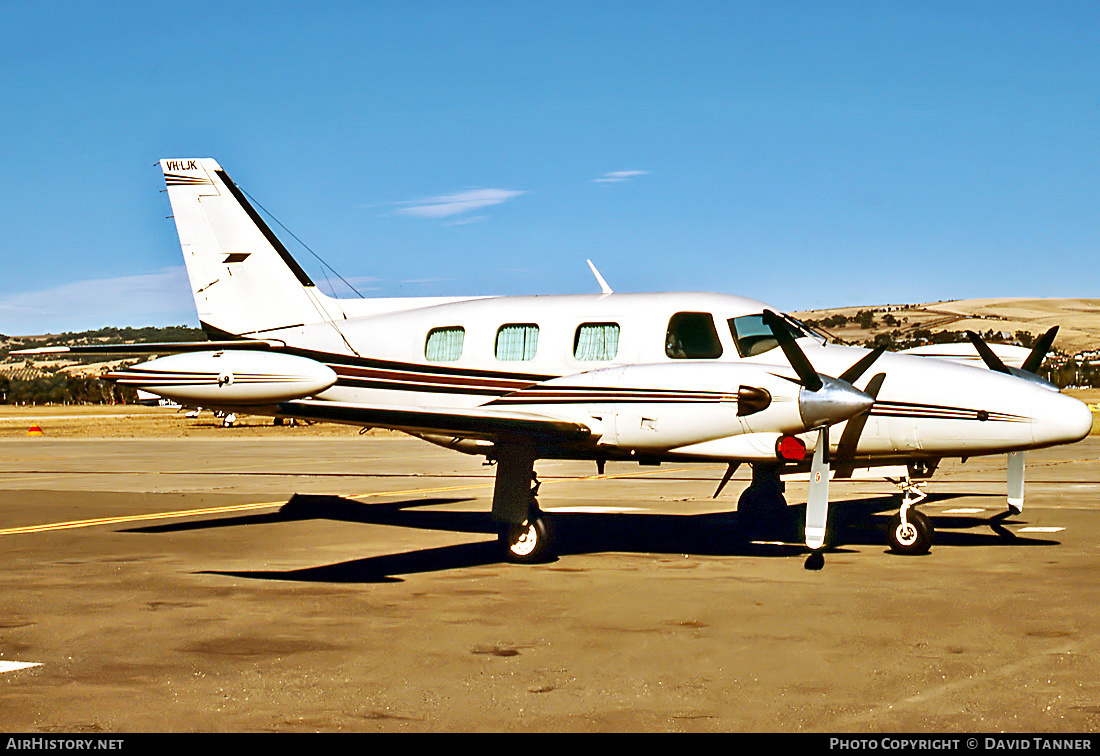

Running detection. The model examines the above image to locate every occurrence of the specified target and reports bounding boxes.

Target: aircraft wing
[898,342,1031,369]
[276,398,594,443]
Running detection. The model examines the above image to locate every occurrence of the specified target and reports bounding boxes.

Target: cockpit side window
[729,314,780,357]
[665,312,723,359]
[728,313,815,357]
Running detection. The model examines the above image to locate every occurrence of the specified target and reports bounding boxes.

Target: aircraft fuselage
[175,289,1092,466]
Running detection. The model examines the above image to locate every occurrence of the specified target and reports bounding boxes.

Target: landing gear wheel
[804,551,825,571]
[499,515,554,564]
[888,508,932,555]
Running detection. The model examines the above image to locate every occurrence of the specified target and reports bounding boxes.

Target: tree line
[0,325,202,405]
[0,373,138,405]
[0,325,204,358]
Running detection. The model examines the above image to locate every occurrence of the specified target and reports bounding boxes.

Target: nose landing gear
[887,479,933,555]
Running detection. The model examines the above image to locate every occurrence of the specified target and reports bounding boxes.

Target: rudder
[160,158,335,338]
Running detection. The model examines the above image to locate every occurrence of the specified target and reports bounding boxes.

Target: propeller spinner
[761,310,881,428]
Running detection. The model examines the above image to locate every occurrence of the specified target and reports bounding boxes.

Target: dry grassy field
[793,297,1100,355]
[0,404,369,439]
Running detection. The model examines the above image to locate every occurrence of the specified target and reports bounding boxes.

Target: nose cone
[798,376,875,429]
[1031,390,1094,446]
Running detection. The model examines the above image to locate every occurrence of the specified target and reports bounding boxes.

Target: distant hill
[0,325,205,388]
[794,298,1100,357]
[2,325,205,351]
[6,300,1099,360]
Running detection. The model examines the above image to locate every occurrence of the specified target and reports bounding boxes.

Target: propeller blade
[805,426,830,550]
[1007,450,1024,514]
[837,347,886,384]
[832,372,886,479]
[762,309,822,391]
[965,331,1011,374]
[1021,326,1058,375]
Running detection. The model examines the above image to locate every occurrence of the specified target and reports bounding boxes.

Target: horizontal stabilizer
[12,340,285,356]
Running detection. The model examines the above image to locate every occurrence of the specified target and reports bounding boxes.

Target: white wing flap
[277,399,594,442]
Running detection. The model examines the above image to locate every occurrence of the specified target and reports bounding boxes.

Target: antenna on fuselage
[586,259,613,295]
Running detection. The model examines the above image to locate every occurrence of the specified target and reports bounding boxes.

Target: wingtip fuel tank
[105,351,337,406]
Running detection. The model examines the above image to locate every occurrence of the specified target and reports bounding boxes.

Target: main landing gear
[887,479,933,555]
[736,463,797,543]
[491,438,555,564]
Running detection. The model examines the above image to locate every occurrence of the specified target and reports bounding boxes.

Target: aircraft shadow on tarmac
[123,491,1060,583]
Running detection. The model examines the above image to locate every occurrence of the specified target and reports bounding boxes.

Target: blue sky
[1,1,1097,335]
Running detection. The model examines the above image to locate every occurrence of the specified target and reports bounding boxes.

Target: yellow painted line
[0,501,287,536]
[346,482,493,500]
[0,466,719,536]
[1,475,64,485]
[0,481,498,536]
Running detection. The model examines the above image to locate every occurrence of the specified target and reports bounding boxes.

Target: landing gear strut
[887,479,933,555]
[492,438,555,563]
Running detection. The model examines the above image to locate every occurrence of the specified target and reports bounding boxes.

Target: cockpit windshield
[728,313,823,358]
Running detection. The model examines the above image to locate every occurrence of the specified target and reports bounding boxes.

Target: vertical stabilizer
[160,159,336,338]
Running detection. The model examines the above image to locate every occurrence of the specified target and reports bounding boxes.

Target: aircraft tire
[888,509,932,555]
[499,515,554,564]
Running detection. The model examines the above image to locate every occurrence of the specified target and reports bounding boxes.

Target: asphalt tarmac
[1,431,1098,733]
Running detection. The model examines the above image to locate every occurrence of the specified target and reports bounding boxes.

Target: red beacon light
[776,434,807,462]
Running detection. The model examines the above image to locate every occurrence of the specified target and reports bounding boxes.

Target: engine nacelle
[486,360,875,453]
[105,350,337,405]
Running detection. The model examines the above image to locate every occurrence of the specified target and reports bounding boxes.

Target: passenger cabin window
[495,324,539,361]
[574,323,620,361]
[425,326,465,362]
[665,312,723,359]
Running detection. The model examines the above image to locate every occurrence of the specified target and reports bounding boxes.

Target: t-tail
[160,158,343,339]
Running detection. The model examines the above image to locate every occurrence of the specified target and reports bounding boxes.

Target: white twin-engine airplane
[22,159,1093,568]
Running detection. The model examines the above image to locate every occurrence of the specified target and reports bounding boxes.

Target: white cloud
[0,267,196,336]
[394,188,526,219]
[593,170,649,184]
[444,214,488,227]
